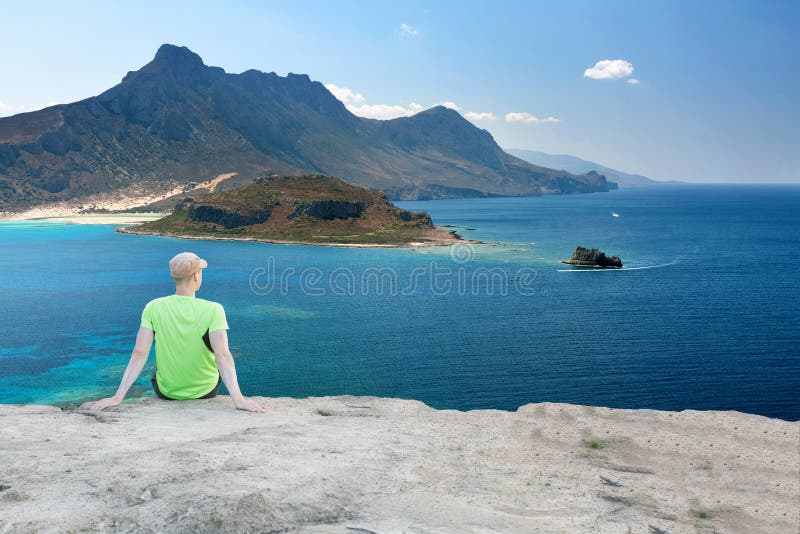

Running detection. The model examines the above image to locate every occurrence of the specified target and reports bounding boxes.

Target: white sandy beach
[0,173,238,224]
[3,213,167,225]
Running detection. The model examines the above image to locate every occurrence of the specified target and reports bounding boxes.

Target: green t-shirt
[140,295,229,400]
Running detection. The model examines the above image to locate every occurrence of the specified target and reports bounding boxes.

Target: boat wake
[557,258,680,272]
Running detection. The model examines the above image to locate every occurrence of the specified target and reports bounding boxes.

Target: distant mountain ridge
[0,44,616,211]
[506,149,672,186]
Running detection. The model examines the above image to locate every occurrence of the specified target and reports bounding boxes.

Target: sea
[1,184,798,421]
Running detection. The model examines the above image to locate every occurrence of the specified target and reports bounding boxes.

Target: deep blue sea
[1,184,798,420]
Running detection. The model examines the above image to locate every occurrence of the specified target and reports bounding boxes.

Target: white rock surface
[0,396,797,533]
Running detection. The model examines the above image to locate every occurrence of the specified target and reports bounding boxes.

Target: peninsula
[118,174,473,247]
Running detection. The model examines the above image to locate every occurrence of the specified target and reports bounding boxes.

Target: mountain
[120,174,467,247]
[505,149,672,186]
[0,44,616,212]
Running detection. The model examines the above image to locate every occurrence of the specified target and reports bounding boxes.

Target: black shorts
[151,372,221,400]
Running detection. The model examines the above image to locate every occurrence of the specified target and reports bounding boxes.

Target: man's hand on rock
[88,396,122,412]
[234,397,267,413]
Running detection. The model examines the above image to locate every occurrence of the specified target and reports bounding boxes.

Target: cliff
[0,397,797,533]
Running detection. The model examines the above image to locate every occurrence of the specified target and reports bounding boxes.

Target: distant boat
[611,212,620,218]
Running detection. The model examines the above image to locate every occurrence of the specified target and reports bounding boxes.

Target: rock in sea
[562,246,623,268]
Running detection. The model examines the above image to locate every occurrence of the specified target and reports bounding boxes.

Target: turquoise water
[1,184,798,420]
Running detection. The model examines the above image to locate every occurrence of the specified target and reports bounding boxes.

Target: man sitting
[89,252,265,413]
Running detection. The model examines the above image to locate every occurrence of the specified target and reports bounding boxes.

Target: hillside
[0,44,616,212]
[506,148,669,186]
[119,174,468,247]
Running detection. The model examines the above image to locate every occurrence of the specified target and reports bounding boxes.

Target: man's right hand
[88,396,122,412]
[234,397,267,413]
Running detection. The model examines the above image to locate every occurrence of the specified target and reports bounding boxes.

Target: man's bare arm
[209,329,266,413]
[88,327,153,411]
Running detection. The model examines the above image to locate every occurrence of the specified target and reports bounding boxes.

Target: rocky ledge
[562,246,623,268]
[0,396,797,533]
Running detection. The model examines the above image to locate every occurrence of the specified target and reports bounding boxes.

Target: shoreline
[0,212,169,225]
[117,225,484,248]
[0,212,484,248]
[0,172,240,222]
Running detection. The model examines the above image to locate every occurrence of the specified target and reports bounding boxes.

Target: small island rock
[562,246,623,268]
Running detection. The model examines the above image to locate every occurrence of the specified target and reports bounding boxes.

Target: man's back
[141,295,229,399]
[89,251,265,413]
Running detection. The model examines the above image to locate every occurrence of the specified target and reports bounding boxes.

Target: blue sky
[1,0,797,182]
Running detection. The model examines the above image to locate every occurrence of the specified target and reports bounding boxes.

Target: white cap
[169,252,208,279]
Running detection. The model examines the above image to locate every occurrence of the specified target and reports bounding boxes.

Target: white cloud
[464,111,496,121]
[627,78,640,85]
[505,112,561,124]
[325,83,428,119]
[347,102,425,120]
[325,84,496,122]
[583,59,635,80]
[400,23,419,37]
[324,83,366,105]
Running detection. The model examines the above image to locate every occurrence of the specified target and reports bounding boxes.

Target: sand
[0,173,238,222]
[3,213,167,225]
[0,396,797,533]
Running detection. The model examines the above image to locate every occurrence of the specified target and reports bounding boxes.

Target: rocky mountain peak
[152,44,206,69]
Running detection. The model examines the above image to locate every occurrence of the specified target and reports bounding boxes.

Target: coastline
[0,211,481,248]
[0,213,168,225]
[116,225,483,248]
[1,396,797,533]
[0,172,239,223]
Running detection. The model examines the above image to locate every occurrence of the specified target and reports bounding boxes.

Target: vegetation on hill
[120,174,466,246]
